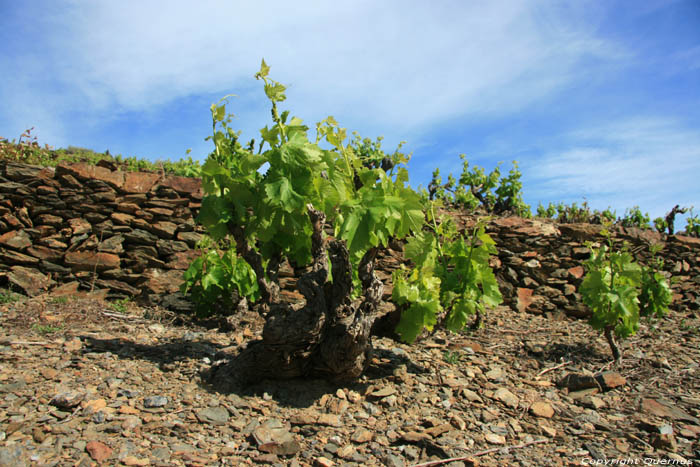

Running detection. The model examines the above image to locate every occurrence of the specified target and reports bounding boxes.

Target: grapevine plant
[180,60,508,383]
[428,155,530,217]
[580,226,672,361]
[184,60,441,383]
[392,208,503,343]
[685,208,699,237]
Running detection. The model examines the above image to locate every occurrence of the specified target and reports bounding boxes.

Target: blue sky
[1,0,699,225]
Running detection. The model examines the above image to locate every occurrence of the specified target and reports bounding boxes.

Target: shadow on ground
[81,334,425,408]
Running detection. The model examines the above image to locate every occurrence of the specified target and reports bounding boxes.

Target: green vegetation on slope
[0,128,201,177]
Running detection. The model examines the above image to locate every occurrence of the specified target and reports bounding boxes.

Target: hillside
[0,148,698,465]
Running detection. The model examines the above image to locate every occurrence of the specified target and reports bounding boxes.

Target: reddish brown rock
[1,213,23,229]
[0,249,40,265]
[567,266,585,279]
[111,212,134,225]
[595,371,626,390]
[39,237,68,249]
[26,245,63,262]
[64,251,121,271]
[123,171,160,193]
[37,185,57,195]
[51,281,81,296]
[150,221,177,239]
[117,203,141,214]
[141,268,184,294]
[147,207,174,217]
[68,218,92,235]
[166,250,200,270]
[86,440,113,462]
[161,175,202,195]
[558,223,603,241]
[673,234,700,248]
[57,162,125,190]
[517,288,534,313]
[529,401,555,418]
[491,216,559,236]
[641,398,699,423]
[6,266,55,296]
[36,214,63,227]
[0,229,32,250]
[177,231,203,246]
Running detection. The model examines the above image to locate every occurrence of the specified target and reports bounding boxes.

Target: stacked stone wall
[0,161,204,308]
[0,161,698,318]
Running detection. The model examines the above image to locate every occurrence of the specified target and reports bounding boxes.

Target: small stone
[0,230,32,250]
[336,444,355,459]
[317,413,341,427]
[485,433,506,444]
[529,401,555,418]
[381,395,398,407]
[462,389,483,402]
[384,453,405,467]
[196,406,229,426]
[119,405,140,415]
[63,337,82,352]
[401,431,431,443]
[641,398,699,423]
[581,396,605,410]
[86,440,112,462]
[485,367,504,381]
[50,391,84,409]
[315,457,334,467]
[540,424,557,437]
[7,266,54,296]
[493,388,519,408]
[40,368,58,380]
[351,428,373,443]
[0,446,25,467]
[253,419,301,456]
[121,416,142,431]
[290,411,318,425]
[650,433,677,452]
[595,371,626,390]
[83,399,107,414]
[122,456,150,466]
[143,396,168,408]
[370,386,396,398]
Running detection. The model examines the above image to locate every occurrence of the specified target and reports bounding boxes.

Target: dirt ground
[1,291,698,466]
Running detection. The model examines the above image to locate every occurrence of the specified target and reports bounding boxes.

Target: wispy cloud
[1,0,624,145]
[525,117,700,217]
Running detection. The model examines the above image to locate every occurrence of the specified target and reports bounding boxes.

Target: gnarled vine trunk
[210,206,383,386]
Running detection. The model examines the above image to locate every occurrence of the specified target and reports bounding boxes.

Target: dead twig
[536,360,572,378]
[410,439,549,467]
[101,311,144,321]
[1,340,50,346]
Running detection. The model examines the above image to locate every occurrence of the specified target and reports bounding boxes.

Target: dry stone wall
[0,161,205,309]
[483,216,700,317]
[0,160,698,319]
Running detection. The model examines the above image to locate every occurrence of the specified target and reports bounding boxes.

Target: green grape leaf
[445,299,476,332]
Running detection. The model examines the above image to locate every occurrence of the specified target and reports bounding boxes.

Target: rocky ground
[0,291,698,466]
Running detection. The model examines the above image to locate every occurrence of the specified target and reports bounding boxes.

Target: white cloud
[525,117,700,218]
[2,0,626,144]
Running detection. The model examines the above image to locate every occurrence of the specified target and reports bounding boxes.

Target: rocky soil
[1,290,698,467]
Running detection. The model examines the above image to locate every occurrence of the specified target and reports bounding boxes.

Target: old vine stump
[210,207,384,386]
